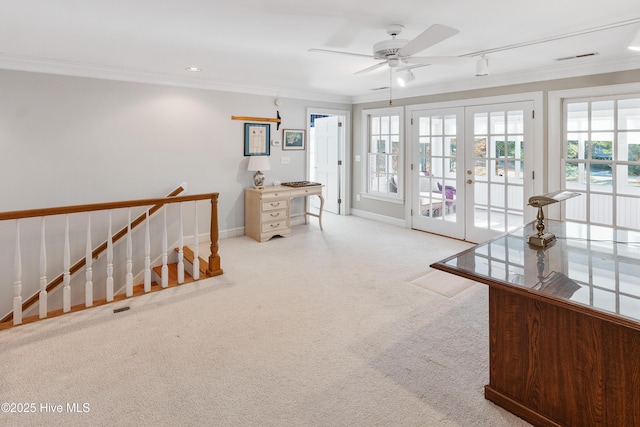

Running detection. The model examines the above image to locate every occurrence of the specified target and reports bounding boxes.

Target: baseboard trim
[350,209,406,228]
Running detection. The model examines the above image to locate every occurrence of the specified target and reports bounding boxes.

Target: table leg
[317,193,324,230]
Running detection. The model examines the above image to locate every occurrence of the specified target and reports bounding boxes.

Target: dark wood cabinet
[432,221,640,427]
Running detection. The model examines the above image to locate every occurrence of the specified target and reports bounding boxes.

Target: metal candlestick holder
[527,190,581,248]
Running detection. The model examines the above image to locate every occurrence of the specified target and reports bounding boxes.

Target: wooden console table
[431,220,640,427]
[245,183,324,242]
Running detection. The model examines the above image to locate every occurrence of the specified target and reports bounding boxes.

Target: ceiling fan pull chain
[389,69,393,106]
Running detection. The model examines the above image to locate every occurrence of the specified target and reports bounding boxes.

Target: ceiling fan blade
[405,56,473,66]
[308,48,373,59]
[398,24,460,57]
[354,61,387,74]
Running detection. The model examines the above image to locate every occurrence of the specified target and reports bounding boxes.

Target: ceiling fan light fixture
[397,70,415,87]
[475,55,489,76]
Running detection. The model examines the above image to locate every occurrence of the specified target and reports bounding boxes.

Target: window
[563,96,640,230]
[362,107,403,201]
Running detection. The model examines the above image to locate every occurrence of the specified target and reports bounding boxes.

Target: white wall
[0,69,350,318]
[0,69,349,229]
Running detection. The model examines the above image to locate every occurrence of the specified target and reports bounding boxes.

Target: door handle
[466,179,473,184]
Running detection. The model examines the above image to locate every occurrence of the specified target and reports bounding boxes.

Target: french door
[411,108,465,239]
[411,101,535,242]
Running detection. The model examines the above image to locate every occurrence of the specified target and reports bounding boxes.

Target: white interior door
[311,116,340,214]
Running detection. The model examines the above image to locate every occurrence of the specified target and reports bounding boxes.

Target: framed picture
[283,129,305,150]
[244,123,270,156]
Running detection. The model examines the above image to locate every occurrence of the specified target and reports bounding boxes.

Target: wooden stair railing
[0,191,222,327]
[0,246,209,331]
[0,185,186,325]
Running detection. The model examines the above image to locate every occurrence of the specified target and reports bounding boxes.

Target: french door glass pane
[420,117,430,135]
[432,116,443,134]
[475,159,487,179]
[490,112,505,133]
[475,137,487,158]
[507,111,524,133]
[490,184,505,208]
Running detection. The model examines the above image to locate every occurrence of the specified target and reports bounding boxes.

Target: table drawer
[261,220,288,233]
[291,187,321,197]
[261,209,288,222]
[262,199,288,211]
[262,190,290,199]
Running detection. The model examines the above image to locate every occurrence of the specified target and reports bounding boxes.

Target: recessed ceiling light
[186,67,201,72]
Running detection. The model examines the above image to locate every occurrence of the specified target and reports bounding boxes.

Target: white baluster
[177,202,184,284]
[161,205,168,288]
[192,203,199,280]
[106,210,114,302]
[125,208,133,297]
[13,220,23,325]
[63,215,71,313]
[39,217,48,319]
[144,209,151,292]
[85,214,93,307]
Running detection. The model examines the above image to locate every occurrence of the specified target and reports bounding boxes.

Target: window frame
[549,83,640,227]
[360,106,404,203]
[561,93,640,229]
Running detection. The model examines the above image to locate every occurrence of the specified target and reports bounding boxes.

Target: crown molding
[0,52,352,105]
[2,50,639,107]
[351,54,640,104]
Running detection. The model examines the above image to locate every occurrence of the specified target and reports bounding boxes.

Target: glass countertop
[432,220,640,323]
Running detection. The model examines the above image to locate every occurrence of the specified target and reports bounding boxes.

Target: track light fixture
[475,55,489,76]
[397,70,415,87]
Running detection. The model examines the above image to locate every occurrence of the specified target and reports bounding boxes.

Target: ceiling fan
[309,24,471,75]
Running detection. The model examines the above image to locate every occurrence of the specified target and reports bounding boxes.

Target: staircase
[0,188,223,331]
[0,246,210,331]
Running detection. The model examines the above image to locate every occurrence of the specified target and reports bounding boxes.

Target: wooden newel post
[207,193,223,276]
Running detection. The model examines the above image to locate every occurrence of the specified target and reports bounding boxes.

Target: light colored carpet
[0,214,531,427]
[410,270,479,298]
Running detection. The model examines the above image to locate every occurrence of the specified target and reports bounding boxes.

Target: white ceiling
[1,0,640,103]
